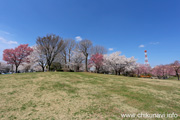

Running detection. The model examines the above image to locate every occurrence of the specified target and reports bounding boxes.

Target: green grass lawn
[0,72,180,120]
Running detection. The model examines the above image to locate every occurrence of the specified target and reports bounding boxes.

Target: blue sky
[0,0,180,66]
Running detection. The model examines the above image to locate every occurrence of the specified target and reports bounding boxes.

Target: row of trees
[88,52,137,75]
[2,34,107,73]
[35,34,108,72]
[151,61,180,80]
[135,61,180,80]
[2,34,180,80]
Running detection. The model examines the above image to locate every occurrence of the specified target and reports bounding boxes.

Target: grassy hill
[0,72,180,120]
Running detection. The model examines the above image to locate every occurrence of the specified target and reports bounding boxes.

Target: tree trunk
[138,70,140,77]
[48,65,51,71]
[11,64,14,72]
[118,70,121,75]
[74,65,77,72]
[65,58,67,65]
[177,73,179,80]
[68,54,70,69]
[69,53,71,63]
[85,56,88,72]
[96,67,99,73]
[15,66,18,73]
[75,65,80,72]
[115,70,117,75]
[42,66,45,72]
[175,70,180,80]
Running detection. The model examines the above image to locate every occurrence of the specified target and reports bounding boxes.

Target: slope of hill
[0,72,180,119]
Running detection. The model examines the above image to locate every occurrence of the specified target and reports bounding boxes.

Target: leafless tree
[66,39,76,63]
[61,39,76,65]
[78,39,93,72]
[61,41,68,65]
[36,34,64,71]
[91,45,107,55]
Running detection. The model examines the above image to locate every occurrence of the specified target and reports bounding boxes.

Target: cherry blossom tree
[165,65,175,76]
[30,46,47,72]
[171,61,180,80]
[135,64,151,76]
[89,53,103,73]
[135,63,144,76]
[151,65,165,78]
[104,51,136,75]
[151,64,175,79]
[3,44,33,73]
[124,57,136,76]
[103,51,121,75]
[71,49,85,72]
[0,62,11,73]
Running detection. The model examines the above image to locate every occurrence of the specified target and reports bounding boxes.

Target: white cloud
[108,48,114,51]
[0,37,18,45]
[0,37,18,61]
[139,45,145,48]
[0,30,10,35]
[75,36,82,42]
[150,42,159,45]
[8,41,18,44]
[0,38,18,61]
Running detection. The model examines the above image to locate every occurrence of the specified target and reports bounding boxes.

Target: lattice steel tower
[144,50,149,65]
